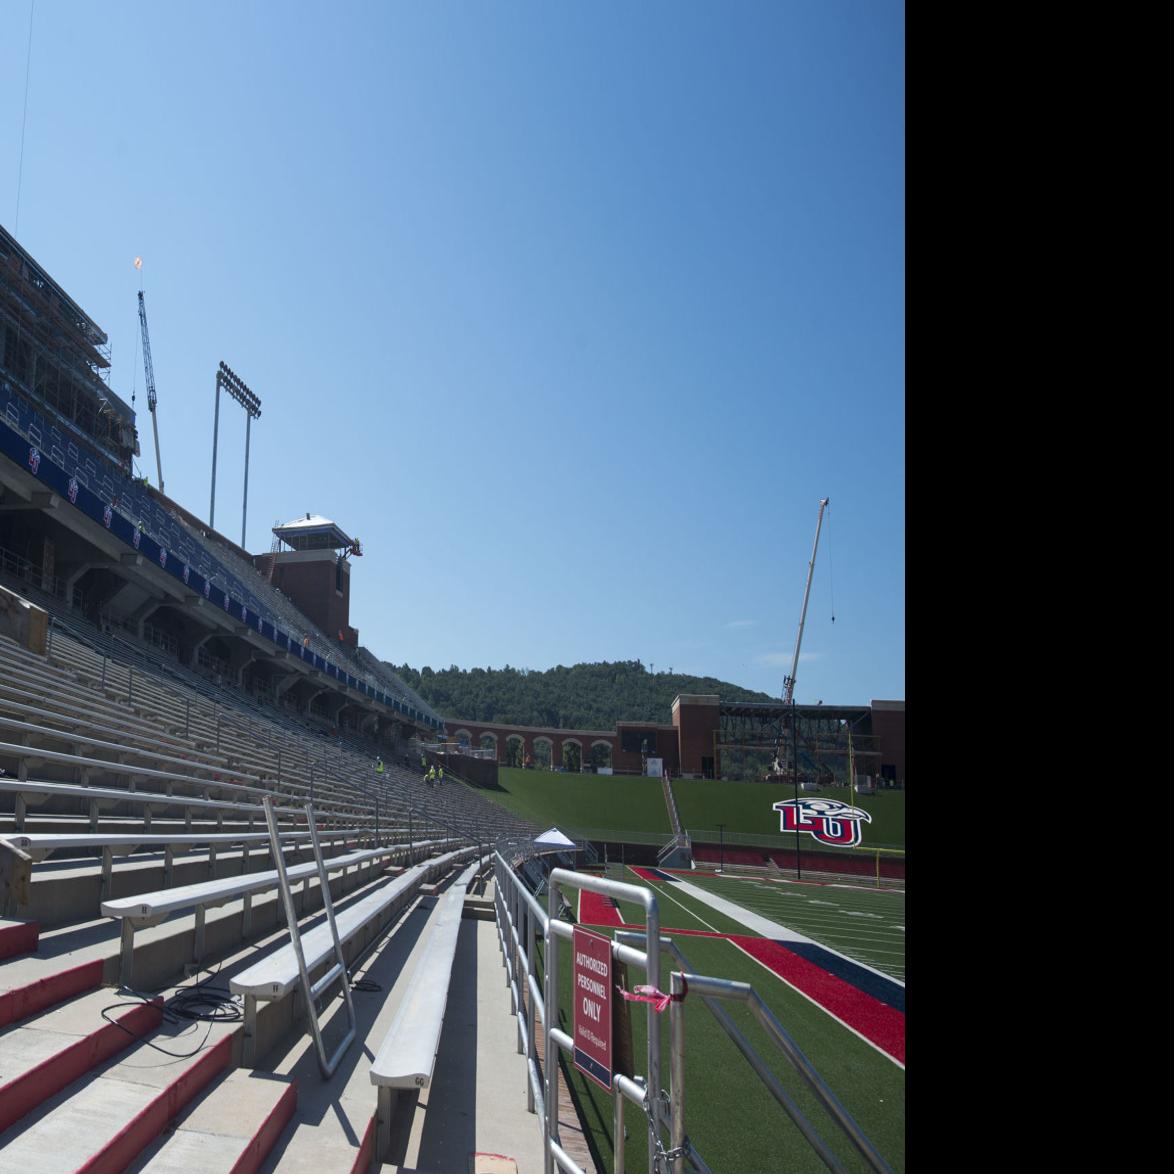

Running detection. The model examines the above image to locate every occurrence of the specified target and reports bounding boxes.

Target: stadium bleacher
[0,238,576,1168]
[2,375,439,729]
[1,616,547,1170]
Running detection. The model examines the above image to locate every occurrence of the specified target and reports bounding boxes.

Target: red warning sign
[572,925,613,1090]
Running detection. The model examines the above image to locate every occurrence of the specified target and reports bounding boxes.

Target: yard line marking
[640,877,722,934]
[649,871,905,989]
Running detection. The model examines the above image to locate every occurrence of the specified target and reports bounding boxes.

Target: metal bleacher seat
[102,841,406,986]
[364,858,480,1164]
[230,846,475,1064]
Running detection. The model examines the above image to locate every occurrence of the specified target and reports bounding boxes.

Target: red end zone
[578,889,624,927]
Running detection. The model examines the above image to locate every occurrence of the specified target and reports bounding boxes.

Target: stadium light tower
[209,361,262,548]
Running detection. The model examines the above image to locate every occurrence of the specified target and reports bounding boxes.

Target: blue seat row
[1,377,443,727]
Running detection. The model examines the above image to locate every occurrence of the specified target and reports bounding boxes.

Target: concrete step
[0,954,104,1028]
[0,999,241,1172]
[0,918,38,960]
[128,1068,297,1173]
[0,984,165,1135]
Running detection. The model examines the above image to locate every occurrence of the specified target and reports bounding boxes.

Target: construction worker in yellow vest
[375,756,384,775]
[438,766,444,785]
[426,766,436,786]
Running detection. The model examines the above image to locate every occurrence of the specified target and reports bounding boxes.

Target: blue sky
[2,1,904,706]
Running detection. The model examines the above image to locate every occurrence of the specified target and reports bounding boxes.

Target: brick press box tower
[257,514,363,649]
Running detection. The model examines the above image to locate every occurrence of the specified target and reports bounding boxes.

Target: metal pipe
[613,1074,649,1174]
[703,987,842,1169]
[669,971,686,1174]
[209,378,221,528]
[526,894,538,1113]
[614,1071,626,1174]
[549,1139,586,1174]
[241,411,251,549]
[548,867,662,1172]
[677,971,889,1173]
[543,889,559,1174]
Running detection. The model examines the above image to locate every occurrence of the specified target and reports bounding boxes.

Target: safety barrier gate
[494,851,890,1174]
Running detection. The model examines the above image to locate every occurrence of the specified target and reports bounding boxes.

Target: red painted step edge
[350,1114,376,1174]
[75,1031,235,1174]
[228,1079,299,1174]
[0,958,103,1029]
[0,919,39,960]
[0,996,164,1135]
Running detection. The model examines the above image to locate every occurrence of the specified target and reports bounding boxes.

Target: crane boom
[781,497,829,705]
[137,290,164,493]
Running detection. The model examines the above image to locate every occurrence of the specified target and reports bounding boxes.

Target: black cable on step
[99,962,242,1059]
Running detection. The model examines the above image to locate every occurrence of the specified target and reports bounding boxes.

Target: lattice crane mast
[782,497,830,705]
[137,290,164,493]
[770,497,831,780]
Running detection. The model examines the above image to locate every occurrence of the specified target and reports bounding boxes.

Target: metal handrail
[616,931,891,1174]
[495,851,671,1174]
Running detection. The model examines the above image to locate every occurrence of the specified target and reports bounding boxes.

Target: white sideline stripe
[231,849,475,998]
[666,875,906,990]
[637,873,721,934]
[370,859,480,1089]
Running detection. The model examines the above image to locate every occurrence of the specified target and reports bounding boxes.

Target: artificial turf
[482,767,905,850]
[547,928,905,1174]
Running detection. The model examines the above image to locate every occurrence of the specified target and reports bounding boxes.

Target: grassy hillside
[482,767,905,848]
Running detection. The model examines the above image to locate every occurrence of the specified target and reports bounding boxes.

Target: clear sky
[3,1,904,706]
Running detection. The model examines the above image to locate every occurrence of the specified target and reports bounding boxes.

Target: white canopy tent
[533,827,577,853]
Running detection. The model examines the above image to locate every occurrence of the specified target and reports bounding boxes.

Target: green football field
[608,868,905,982]
[539,864,906,1174]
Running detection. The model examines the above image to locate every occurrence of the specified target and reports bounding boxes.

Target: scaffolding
[1,223,137,472]
[714,701,881,785]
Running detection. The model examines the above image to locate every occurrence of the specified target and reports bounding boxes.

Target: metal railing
[495,852,670,1174]
[616,931,890,1174]
[495,853,892,1174]
[690,826,905,854]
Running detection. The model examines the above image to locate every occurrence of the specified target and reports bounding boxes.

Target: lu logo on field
[773,798,872,847]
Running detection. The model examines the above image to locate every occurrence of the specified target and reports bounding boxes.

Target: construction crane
[137,290,164,493]
[768,498,832,783]
[782,497,830,704]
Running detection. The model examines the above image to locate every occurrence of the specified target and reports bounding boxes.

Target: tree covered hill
[387,659,775,729]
